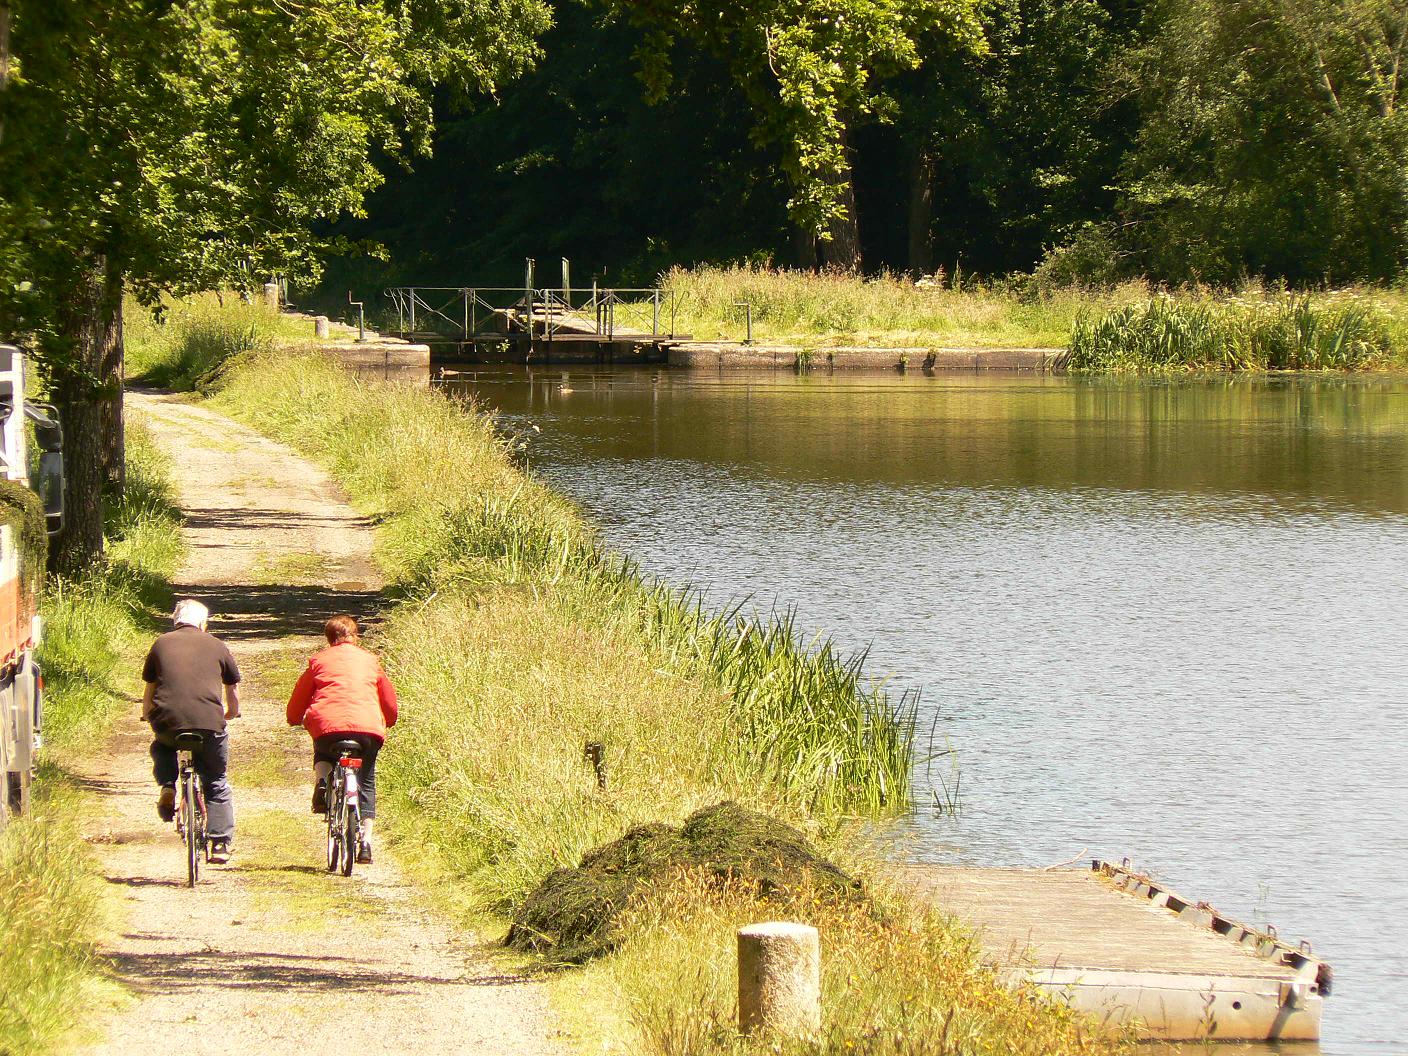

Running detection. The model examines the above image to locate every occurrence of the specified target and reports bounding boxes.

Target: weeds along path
[76,391,563,1056]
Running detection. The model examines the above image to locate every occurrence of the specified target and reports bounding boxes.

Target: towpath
[73,391,563,1056]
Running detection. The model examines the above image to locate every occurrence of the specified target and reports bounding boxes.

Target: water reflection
[452,368,1408,1055]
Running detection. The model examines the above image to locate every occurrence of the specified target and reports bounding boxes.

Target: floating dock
[906,860,1330,1042]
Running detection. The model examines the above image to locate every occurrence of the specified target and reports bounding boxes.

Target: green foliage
[0,795,100,1056]
[1120,0,1408,283]
[617,0,986,235]
[1067,293,1401,371]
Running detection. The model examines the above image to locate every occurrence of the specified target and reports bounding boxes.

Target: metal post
[524,258,536,335]
[395,290,404,334]
[735,302,753,344]
[409,289,417,334]
[463,289,469,340]
[470,292,477,341]
[592,280,599,331]
[653,290,660,336]
[562,258,572,306]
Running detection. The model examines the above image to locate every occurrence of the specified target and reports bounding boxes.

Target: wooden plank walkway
[905,862,1329,1042]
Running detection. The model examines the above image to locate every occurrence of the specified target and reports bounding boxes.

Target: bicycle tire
[340,795,358,877]
[325,775,340,873]
[183,770,200,887]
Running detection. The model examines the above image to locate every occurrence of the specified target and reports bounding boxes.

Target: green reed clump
[1068,294,1399,371]
[0,798,101,1056]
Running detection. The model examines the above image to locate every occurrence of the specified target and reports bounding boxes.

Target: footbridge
[384,259,688,364]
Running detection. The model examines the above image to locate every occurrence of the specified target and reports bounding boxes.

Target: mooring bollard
[262,281,280,309]
[737,921,820,1038]
[314,315,330,339]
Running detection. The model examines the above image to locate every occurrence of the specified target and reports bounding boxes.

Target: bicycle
[324,740,364,877]
[172,732,209,887]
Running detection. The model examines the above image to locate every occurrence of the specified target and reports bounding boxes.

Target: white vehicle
[0,344,63,827]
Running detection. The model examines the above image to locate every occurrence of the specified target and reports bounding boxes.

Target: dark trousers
[313,733,382,818]
[151,730,234,840]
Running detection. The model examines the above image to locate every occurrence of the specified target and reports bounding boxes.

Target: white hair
[172,599,209,630]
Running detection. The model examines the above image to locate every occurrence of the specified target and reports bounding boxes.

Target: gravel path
[76,391,565,1056]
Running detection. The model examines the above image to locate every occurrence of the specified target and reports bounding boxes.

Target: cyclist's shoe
[356,839,373,865]
[311,779,327,814]
[156,784,176,822]
[208,839,232,865]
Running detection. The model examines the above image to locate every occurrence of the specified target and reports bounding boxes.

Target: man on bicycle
[142,598,241,864]
[286,615,398,864]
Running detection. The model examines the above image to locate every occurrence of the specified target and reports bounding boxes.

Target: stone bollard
[262,281,281,309]
[314,315,330,339]
[737,922,820,1038]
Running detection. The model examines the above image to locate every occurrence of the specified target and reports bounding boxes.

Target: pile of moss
[506,802,861,963]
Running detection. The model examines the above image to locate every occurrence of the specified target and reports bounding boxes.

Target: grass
[1068,292,1407,371]
[0,417,181,1056]
[660,265,1146,348]
[125,293,312,389]
[182,328,1124,1054]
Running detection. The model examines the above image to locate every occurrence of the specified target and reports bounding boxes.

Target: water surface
[455,367,1408,1054]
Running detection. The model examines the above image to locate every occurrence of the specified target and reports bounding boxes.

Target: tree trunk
[792,225,818,270]
[907,147,934,276]
[819,129,861,271]
[99,266,124,495]
[50,256,123,577]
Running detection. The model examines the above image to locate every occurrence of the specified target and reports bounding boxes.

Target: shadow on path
[176,584,385,642]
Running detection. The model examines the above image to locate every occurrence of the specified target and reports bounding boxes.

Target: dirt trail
[75,391,564,1056]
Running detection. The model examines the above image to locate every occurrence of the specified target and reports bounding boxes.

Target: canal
[451,366,1408,1054]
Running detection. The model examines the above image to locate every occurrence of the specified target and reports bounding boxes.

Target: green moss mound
[506,802,861,963]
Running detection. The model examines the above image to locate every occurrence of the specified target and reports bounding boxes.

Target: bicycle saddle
[330,739,363,758]
[173,731,205,751]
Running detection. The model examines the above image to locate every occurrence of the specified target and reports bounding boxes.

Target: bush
[1030,224,1128,297]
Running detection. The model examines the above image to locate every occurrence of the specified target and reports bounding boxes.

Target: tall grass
[1067,293,1402,371]
[125,293,308,389]
[0,419,180,1056]
[599,871,1127,1056]
[0,796,101,1056]
[661,265,1145,348]
[40,420,182,746]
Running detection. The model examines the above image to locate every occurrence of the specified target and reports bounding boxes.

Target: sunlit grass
[125,293,310,389]
[1068,292,1407,371]
[661,265,1148,348]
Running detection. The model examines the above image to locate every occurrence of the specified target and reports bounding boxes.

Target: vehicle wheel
[184,778,200,887]
[341,806,358,877]
[325,789,340,873]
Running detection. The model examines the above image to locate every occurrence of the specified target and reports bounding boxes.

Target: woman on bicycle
[287,615,398,864]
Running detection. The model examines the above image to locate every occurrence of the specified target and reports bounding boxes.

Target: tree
[1120,0,1408,283]
[618,0,985,268]
[0,0,549,573]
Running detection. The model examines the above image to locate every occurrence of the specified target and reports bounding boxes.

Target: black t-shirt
[142,625,241,735]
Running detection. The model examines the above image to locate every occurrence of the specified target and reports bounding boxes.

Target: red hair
[324,615,359,645]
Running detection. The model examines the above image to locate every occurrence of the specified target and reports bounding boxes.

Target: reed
[1067,293,1402,371]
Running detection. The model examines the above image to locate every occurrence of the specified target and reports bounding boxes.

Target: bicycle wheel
[340,800,358,877]
[183,771,200,887]
[325,774,341,873]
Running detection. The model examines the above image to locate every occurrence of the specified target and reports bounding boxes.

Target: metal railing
[384,284,675,342]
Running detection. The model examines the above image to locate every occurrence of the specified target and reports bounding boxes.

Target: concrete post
[313,315,330,339]
[737,922,820,1038]
[262,282,280,309]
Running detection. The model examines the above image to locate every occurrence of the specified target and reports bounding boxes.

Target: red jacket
[287,642,398,741]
